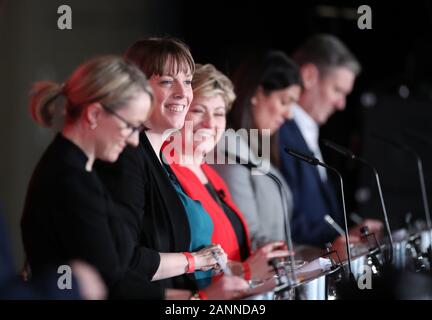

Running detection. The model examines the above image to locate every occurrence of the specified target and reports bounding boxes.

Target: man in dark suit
[279,34,381,248]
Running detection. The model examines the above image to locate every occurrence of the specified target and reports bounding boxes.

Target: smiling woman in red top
[163,64,290,283]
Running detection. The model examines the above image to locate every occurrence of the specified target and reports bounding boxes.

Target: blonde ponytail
[28,55,152,128]
[29,81,64,128]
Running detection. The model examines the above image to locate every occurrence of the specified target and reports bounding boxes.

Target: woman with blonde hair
[21,55,162,298]
[163,63,289,286]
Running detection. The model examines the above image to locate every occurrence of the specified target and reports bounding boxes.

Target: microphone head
[324,214,335,225]
[283,147,320,166]
[404,129,432,147]
[321,139,356,160]
[217,189,226,199]
[224,149,257,169]
[360,226,370,236]
[371,132,411,152]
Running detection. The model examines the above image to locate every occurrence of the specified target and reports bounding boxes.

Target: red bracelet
[182,252,195,273]
[198,290,208,300]
[242,262,251,280]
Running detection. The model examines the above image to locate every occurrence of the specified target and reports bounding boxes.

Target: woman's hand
[192,244,227,271]
[70,260,107,300]
[246,241,291,280]
[331,234,361,261]
[202,275,250,300]
[350,219,384,239]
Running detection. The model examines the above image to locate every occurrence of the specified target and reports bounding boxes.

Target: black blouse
[95,132,196,290]
[21,134,163,299]
[204,183,249,261]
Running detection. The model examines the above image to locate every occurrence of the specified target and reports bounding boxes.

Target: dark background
[1,0,432,267]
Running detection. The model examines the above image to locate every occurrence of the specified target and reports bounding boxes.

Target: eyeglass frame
[100,103,148,137]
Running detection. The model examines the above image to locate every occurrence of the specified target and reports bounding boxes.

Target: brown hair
[124,37,195,78]
[292,34,361,77]
[228,51,302,166]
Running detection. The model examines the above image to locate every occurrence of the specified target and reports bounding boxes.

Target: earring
[90,123,97,130]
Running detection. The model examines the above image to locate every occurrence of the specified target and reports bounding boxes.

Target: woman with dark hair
[212,51,302,250]
[96,38,249,299]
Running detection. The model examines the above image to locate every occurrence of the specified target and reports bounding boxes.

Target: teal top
[162,164,214,288]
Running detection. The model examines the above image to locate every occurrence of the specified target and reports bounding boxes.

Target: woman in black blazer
[96,38,249,299]
[21,55,161,298]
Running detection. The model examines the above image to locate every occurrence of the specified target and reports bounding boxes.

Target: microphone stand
[284,147,354,279]
[321,139,394,264]
[372,133,432,267]
[225,152,298,289]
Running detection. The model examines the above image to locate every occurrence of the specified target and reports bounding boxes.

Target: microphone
[284,147,354,278]
[320,139,355,160]
[404,131,432,256]
[324,214,346,237]
[285,148,320,165]
[404,129,432,147]
[224,150,298,286]
[350,212,364,225]
[321,138,394,264]
[371,133,411,152]
[217,189,226,200]
[372,133,432,259]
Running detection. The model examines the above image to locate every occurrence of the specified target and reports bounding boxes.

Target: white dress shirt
[292,104,327,181]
